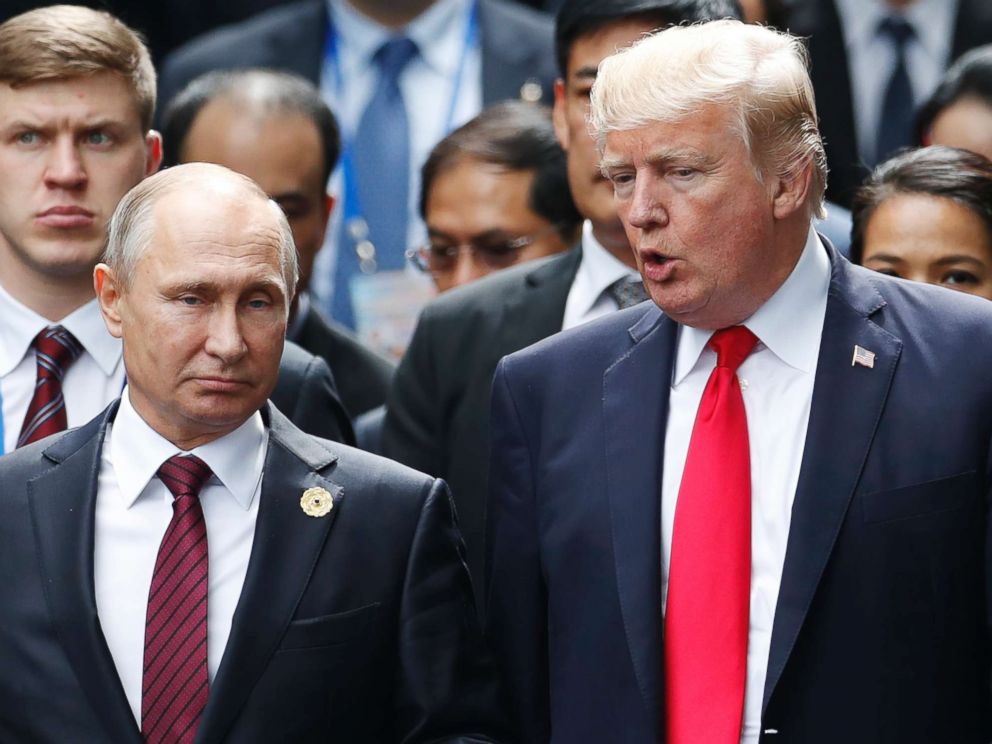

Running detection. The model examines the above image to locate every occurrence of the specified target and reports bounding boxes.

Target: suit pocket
[862,471,978,524]
[278,602,380,651]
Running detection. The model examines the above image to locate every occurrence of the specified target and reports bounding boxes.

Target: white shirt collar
[109,387,267,511]
[0,285,122,378]
[834,0,956,66]
[673,227,831,386]
[572,220,641,317]
[331,0,469,78]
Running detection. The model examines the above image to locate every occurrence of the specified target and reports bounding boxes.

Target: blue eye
[16,132,40,145]
[86,131,112,146]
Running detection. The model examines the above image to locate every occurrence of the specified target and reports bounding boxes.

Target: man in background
[0,6,351,454]
[163,69,395,421]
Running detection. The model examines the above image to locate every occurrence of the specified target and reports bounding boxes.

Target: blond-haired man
[0,5,352,453]
[487,20,992,744]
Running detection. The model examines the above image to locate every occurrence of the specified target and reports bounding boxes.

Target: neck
[591,220,638,270]
[0,254,93,321]
[346,0,436,28]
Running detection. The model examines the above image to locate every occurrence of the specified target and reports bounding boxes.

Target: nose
[624,175,668,231]
[449,252,489,290]
[43,137,87,190]
[204,305,248,364]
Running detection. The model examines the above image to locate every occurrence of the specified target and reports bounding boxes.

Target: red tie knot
[709,326,758,373]
[157,454,213,501]
[33,325,83,375]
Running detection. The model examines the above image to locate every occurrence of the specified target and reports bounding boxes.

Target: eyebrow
[599,148,714,174]
[572,65,598,82]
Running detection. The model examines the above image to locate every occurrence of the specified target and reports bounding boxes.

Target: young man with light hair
[0,6,352,453]
[487,19,992,744]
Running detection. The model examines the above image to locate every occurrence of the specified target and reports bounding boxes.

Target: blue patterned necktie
[333,36,419,329]
[875,16,915,165]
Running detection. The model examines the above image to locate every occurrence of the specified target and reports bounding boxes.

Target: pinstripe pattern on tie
[16,325,83,448]
[142,454,212,744]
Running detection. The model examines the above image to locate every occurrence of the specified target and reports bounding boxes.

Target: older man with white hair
[486,19,992,744]
[0,163,503,743]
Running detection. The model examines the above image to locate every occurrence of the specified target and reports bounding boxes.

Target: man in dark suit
[163,68,395,421]
[0,6,353,451]
[786,0,992,207]
[487,19,992,743]
[158,0,558,332]
[382,0,742,605]
[0,163,502,742]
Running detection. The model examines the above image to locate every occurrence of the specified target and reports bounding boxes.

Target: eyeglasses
[406,223,563,274]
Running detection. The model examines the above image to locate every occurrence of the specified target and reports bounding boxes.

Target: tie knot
[33,325,83,373]
[157,454,213,501]
[708,326,758,373]
[878,16,914,47]
[606,276,650,309]
[374,36,418,78]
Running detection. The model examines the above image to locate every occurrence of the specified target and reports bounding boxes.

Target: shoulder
[479,0,553,38]
[166,0,319,57]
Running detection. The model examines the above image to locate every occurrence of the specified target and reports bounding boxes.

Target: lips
[36,205,95,229]
[194,377,252,393]
[639,250,678,283]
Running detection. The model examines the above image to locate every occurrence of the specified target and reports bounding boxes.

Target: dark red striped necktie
[16,325,83,448]
[142,454,212,744]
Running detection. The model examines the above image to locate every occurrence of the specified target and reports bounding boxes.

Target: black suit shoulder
[296,306,395,418]
[273,339,356,445]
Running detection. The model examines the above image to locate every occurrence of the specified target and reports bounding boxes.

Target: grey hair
[589,19,827,219]
[104,162,299,301]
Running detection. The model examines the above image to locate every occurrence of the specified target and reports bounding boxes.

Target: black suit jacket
[0,402,504,742]
[292,304,395,419]
[486,245,992,742]
[382,248,581,605]
[157,0,557,117]
[274,338,355,445]
[787,0,992,207]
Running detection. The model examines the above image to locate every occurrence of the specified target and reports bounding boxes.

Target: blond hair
[589,19,827,219]
[0,5,156,130]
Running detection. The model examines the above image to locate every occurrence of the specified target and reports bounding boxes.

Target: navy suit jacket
[486,245,992,743]
[0,402,504,742]
[157,0,557,118]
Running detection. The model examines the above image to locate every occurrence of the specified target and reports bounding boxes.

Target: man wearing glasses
[407,100,579,293]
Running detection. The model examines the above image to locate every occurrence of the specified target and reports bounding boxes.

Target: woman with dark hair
[917,45,992,161]
[851,146,992,300]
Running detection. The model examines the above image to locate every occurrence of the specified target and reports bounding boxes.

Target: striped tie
[142,455,212,744]
[16,325,83,448]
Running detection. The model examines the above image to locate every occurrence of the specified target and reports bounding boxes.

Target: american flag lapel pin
[852,345,876,368]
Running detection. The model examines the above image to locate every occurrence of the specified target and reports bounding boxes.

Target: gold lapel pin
[300,487,333,517]
[852,345,876,369]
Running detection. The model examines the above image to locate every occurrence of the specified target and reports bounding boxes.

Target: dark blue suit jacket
[486,245,992,743]
[0,402,504,742]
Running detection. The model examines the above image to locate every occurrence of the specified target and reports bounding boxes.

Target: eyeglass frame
[405,222,565,274]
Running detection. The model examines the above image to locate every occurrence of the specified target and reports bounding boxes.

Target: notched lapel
[497,248,580,356]
[603,306,676,723]
[28,404,142,743]
[196,410,343,744]
[763,262,901,714]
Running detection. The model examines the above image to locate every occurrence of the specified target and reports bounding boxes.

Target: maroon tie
[142,454,212,744]
[16,325,83,448]
[665,326,758,744]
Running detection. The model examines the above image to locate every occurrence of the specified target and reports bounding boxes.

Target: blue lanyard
[325,1,479,251]
[0,388,5,455]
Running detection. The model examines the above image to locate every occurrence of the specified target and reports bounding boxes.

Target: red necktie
[665,326,758,743]
[142,455,212,744]
[16,325,83,448]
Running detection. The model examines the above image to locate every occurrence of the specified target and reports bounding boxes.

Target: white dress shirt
[661,228,830,744]
[561,221,642,330]
[834,0,957,164]
[95,389,266,727]
[313,0,483,305]
[0,285,124,454]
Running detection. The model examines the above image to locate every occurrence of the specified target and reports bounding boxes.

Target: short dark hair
[420,100,581,242]
[850,146,992,265]
[554,0,743,78]
[161,69,341,187]
[916,44,992,144]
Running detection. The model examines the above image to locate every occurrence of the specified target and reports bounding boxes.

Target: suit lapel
[762,256,902,713]
[28,403,143,743]
[496,247,580,356]
[196,405,342,743]
[603,306,677,722]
